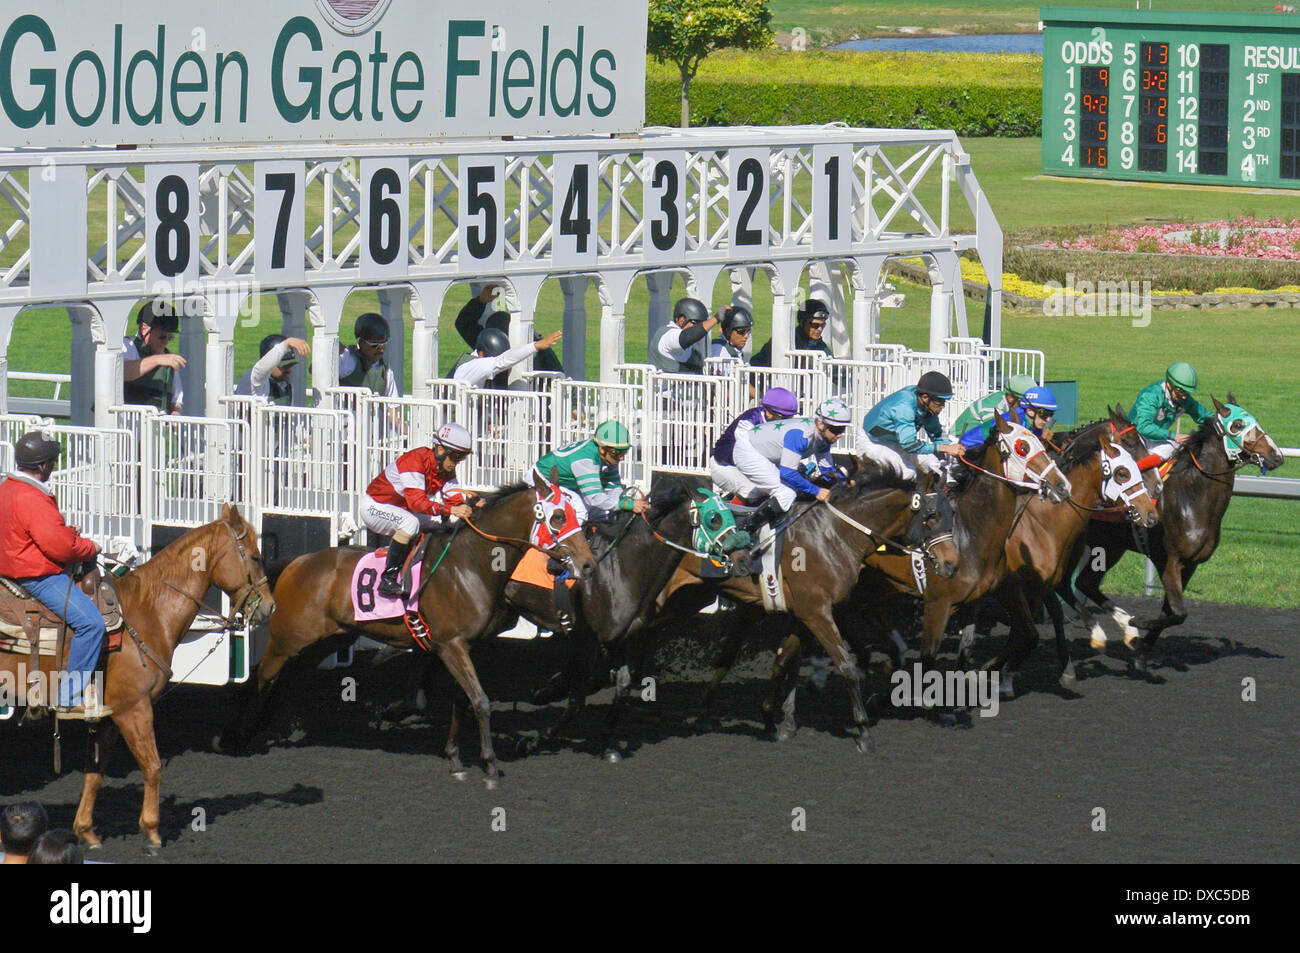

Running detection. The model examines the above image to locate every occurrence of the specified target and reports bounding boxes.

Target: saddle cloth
[350,549,424,621]
[509,548,575,590]
[0,571,124,659]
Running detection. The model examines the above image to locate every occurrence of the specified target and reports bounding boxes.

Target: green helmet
[594,420,632,450]
[1166,361,1198,393]
[1005,373,1036,399]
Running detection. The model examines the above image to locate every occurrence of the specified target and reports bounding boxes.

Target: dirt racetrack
[3,595,1297,864]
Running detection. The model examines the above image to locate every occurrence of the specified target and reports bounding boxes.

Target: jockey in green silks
[1131,361,1215,465]
[533,420,650,523]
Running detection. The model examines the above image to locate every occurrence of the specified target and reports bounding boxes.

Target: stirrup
[377,571,406,598]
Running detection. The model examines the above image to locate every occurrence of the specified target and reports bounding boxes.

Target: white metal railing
[901,351,988,432]
[552,378,650,489]
[47,425,140,548]
[645,372,732,475]
[146,415,248,528]
[5,372,72,418]
[824,359,908,454]
[0,439,11,474]
[461,388,552,490]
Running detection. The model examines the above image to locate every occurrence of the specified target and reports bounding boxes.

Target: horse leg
[446,693,470,780]
[1074,539,1141,646]
[763,633,802,742]
[435,637,500,788]
[701,606,754,709]
[798,607,871,753]
[114,700,165,854]
[73,716,122,849]
[1045,591,1075,685]
[1133,559,1194,673]
[600,641,631,763]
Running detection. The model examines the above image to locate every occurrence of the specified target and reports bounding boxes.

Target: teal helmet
[594,420,632,450]
[1005,374,1037,399]
[1166,362,1198,393]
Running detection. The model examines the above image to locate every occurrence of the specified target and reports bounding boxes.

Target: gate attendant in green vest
[339,312,399,396]
[650,297,719,374]
[950,373,1038,440]
[533,420,650,523]
[236,334,311,403]
[122,299,185,414]
[1132,361,1214,463]
[710,305,754,361]
[751,297,834,367]
[451,326,564,389]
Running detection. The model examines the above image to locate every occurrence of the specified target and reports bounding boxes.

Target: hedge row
[646,81,1041,136]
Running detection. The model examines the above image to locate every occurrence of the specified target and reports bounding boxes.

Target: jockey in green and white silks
[532,420,650,522]
[950,373,1037,439]
[1132,361,1214,463]
[859,372,966,481]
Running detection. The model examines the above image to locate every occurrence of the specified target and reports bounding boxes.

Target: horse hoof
[142,841,162,857]
[1089,639,1107,653]
[1122,630,1140,648]
[695,715,719,733]
[1059,667,1077,687]
[484,776,501,790]
[603,749,622,764]
[854,732,872,755]
[450,769,469,782]
[774,724,796,743]
[999,680,1016,700]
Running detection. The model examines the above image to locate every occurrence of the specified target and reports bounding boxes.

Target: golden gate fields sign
[0,0,647,147]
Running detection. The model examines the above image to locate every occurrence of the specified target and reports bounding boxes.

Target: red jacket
[365,447,463,517]
[0,474,99,578]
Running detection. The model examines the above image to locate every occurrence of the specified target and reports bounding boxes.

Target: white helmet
[433,422,473,454]
[815,398,852,427]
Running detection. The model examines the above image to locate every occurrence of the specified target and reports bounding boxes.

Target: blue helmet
[1022,385,1058,412]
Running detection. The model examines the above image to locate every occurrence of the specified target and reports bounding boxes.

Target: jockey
[734,398,852,528]
[362,423,478,597]
[650,298,719,374]
[958,384,1058,453]
[0,433,107,717]
[860,371,965,481]
[1132,361,1214,463]
[709,387,799,502]
[950,373,1037,439]
[451,326,564,390]
[710,305,755,361]
[533,421,650,523]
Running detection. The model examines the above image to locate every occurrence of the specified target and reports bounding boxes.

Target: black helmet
[721,305,754,335]
[353,312,389,343]
[138,299,179,333]
[14,431,61,468]
[258,333,299,368]
[916,371,955,400]
[673,297,709,324]
[475,327,511,357]
[798,298,830,322]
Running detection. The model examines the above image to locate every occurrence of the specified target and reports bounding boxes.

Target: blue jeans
[20,573,106,707]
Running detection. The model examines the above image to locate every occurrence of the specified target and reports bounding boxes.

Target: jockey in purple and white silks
[733,398,852,528]
[709,387,799,503]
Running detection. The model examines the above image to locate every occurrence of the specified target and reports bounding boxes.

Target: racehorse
[855,414,1072,693]
[221,472,595,787]
[1059,395,1285,673]
[0,504,273,854]
[979,408,1160,691]
[661,464,963,751]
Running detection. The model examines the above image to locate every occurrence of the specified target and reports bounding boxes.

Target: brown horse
[0,504,273,853]
[223,473,596,787]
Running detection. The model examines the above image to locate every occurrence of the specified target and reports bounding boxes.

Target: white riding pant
[732,438,796,511]
[1148,440,1181,462]
[709,458,759,502]
[361,494,441,540]
[859,434,943,481]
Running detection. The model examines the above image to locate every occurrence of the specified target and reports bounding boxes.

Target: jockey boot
[745,496,786,532]
[378,537,412,597]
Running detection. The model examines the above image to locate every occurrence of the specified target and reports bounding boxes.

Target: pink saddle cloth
[350,549,423,621]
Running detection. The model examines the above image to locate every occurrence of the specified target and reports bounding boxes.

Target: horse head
[993,414,1072,503]
[1212,394,1285,471]
[906,475,959,578]
[1098,427,1159,528]
[213,503,275,626]
[1109,403,1164,503]
[531,467,597,581]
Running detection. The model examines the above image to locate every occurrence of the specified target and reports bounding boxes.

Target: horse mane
[1056,418,1110,471]
[114,519,222,602]
[829,462,913,502]
[412,481,533,537]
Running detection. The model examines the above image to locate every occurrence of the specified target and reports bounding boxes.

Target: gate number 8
[155,175,191,277]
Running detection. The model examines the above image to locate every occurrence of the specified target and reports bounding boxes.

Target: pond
[834,33,1044,54]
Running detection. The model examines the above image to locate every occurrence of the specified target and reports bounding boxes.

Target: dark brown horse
[1060,395,1285,673]
[222,473,596,787]
[0,504,273,853]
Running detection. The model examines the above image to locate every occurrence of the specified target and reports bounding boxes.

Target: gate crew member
[0,433,107,717]
[735,398,852,529]
[709,387,799,502]
[362,423,478,597]
[455,283,563,374]
[1131,361,1214,463]
[451,327,564,390]
[122,300,185,414]
[339,313,399,397]
[752,297,834,367]
[650,298,719,374]
[236,335,311,404]
[951,373,1037,440]
[532,421,650,523]
[710,306,755,361]
[860,372,965,482]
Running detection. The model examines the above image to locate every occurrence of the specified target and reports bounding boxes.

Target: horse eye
[1230,420,1245,433]
[549,510,566,530]
[1114,467,1130,482]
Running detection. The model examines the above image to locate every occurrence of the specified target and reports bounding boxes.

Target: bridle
[459,485,586,574]
[162,519,269,629]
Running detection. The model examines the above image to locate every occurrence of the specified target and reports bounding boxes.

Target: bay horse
[661,465,963,751]
[222,472,596,787]
[1059,395,1285,673]
[980,408,1160,692]
[0,504,273,854]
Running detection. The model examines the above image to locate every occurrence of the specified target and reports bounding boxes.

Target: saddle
[0,568,124,682]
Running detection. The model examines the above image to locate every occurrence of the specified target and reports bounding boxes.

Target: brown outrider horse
[223,473,596,787]
[0,504,273,853]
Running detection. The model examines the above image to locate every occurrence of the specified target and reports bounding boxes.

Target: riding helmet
[259,334,299,368]
[433,422,474,455]
[916,371,955,400]
[354,312,390,343]
[760,387,799,418]
[815,397,852,427]
[798,298,830,321]
[674,297,710,324]
[594,420,632,450]
[1005,373,1037,399]
[721,305,754,336]
[14,431,61,468]
[475,327,511,357]
[1022,385,1058,412]
[138,299,179,333]
[1165,361,1198,393]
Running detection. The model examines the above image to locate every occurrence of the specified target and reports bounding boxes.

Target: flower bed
[1042,217,1300,261]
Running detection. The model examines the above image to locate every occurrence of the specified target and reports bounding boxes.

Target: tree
[647,0,774,128]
